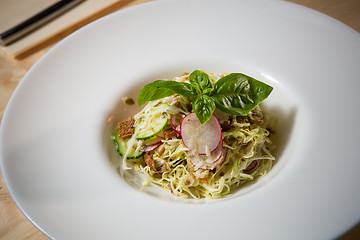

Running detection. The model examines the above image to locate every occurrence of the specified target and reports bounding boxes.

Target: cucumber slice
[135,103,169,140]
[114,130,143,159]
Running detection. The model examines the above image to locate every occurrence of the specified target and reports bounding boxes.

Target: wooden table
[0,0,359,239]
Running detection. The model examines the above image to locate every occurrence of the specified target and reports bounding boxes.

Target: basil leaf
[210,73,273,115]
[192,94,216,125]
[138,80,197,106]
[189,70,213,94]
[138,86,175,106]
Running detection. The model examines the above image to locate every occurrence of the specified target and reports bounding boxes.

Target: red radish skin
[145,141,162,147]
[180,113,222,155]
[155,164,164,174]
[217,147,228,168]
[210,141,224,163]
[199,137,222,156]
[188,144,228,170]
[140,142,162,152]
[170,115,181,135]
[243,160,259,173]
[188,147,222,167]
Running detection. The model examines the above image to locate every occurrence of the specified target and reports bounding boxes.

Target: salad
[113,70,276,199]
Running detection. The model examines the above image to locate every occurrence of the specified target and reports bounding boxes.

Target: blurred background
[0,0,359,239]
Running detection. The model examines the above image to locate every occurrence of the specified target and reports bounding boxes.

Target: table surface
[0,0,359,239]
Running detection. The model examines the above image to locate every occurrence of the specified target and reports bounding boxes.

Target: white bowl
[1,0,360,239]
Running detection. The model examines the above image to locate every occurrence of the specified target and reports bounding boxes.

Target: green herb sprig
[138,70,273,125]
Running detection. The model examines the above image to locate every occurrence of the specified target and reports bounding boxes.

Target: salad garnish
[138,70,273,125]
[113,70,276,199]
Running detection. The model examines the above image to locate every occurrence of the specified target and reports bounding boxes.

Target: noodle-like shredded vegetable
[115,71,276,199]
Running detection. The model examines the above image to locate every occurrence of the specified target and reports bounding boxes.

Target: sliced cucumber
[114,130,143,159]
[135,103,169,140]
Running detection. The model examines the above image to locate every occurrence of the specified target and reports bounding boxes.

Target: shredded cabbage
[119,71,276,199]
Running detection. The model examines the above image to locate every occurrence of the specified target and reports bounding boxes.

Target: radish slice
[188,142,227,170]
[243,160,259,173]
[170,115,182,135]
[217,147,228,168]
[140,142,162,152]
[180,113,222,155]
[210,141,224,163]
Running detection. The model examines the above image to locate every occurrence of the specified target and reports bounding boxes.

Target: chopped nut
[163,162,171,172]
[117,117,135,139]
[163,125,179,139]
[144,153,156,171]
